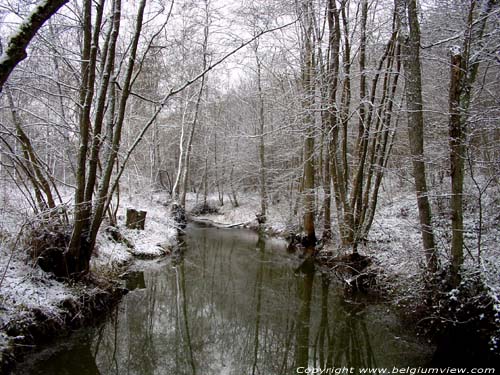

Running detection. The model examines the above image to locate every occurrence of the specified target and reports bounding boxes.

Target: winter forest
[0,0,499,373]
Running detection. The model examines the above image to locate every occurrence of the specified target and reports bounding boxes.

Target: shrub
[189,202,219,216]
[24,215,71,277]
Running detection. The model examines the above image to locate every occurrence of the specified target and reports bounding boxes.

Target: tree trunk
[303,135,316,246]
[395,0,438,274]
[180,0,210,208]
[229,163,239,208]
[447,0,496,285]
[88,0,146,252]
[449,50,465,286]
[66,0,96,276]
[84,0,118,205]
[322,0,341,243]
[256,52,267,223]
[301,0,316,248]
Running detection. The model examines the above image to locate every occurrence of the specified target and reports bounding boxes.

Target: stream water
[16,223,434,374]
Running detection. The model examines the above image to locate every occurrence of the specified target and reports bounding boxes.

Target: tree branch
[0,0,69,92]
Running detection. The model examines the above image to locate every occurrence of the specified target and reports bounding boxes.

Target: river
[15,223,433,374]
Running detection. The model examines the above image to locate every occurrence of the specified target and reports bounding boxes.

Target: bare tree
[299,0,317,248]
[448,0,498,286]
[395,0,438,274]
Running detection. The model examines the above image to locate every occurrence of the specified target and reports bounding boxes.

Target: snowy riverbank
[0,191,179,373]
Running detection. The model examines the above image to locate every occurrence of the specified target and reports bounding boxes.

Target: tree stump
[126,208,147,230]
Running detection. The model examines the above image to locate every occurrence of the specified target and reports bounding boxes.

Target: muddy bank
[0,278,127,374]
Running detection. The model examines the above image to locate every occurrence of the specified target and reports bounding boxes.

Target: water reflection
[20,224,431,374]
[21,333,100,375]
[294,256,315,369]
[251,231,265,375]
[124,271,146,291]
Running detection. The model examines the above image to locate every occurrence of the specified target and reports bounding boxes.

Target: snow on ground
[185,193,293,235]
[362,191,429,305]
[0,244,75,349]
[92,192,178,272]
[92,236,133,273]
[1,187,74,345]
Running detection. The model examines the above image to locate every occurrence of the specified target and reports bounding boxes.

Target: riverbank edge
[0,193,186,373]
[0,277,128,374]
[187,214,286,238]
[0,212,179,373]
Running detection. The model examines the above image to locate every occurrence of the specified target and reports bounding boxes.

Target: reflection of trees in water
[24,332,101,375]
[27,225,416,375]
[91,256,182,373]
[310,275,377,371]
[88,227,382,374]
[314,275,333,368]
[294,256,315,369]
[291,267,377,371]
[174,242,196,374]
[251,232,265,375]
[243,231,299,375]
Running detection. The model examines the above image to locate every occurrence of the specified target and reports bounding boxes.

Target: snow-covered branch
[0,0,68,92]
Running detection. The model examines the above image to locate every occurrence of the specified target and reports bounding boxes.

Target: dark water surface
[17,223,433,374]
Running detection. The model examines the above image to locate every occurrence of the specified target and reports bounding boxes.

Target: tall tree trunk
[256,52,267,223]
[301,0,316,248]
[348,0,369,250]
[88,0,146,254]
[180,76,205,207]
[321,0,341,242]
[335,1,353,246]
[303,134,316,246]
[67,0,95,274]
[395,0,438,274]
[172,99,189,200]
[448,50,465,287]
[84,0,118,205]
[448,0,496,285]
[202,155,209,205]
[180,0,210,207]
